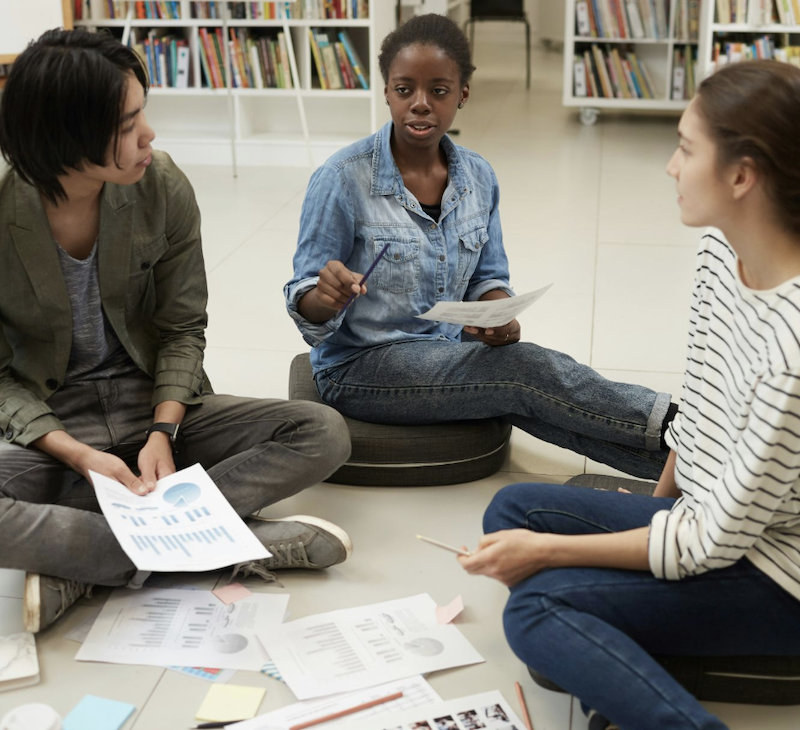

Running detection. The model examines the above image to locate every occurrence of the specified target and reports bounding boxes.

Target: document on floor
[345,690,524,730]
[416,284,552,329]
[91,463,269,572]
[231,676,441,730]
[259,594,484,700]
[76,588,288,671]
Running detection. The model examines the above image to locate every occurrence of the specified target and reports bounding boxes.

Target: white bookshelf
[697,1,800,79]
[562,0,702,124]
[74,2,393,169]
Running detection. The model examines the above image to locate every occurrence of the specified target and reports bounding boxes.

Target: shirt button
[439,255,445,261]
[394,253,401,260]
[438,287,444,293]
[140,262,151,270]
[409,203,416,208]
[46,378,58,390]
[429,223,437,230]
[5,431,12,440]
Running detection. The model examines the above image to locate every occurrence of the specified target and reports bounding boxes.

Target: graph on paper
[91,463,270,572]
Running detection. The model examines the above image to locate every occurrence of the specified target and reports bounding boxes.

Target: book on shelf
[575,0,671,39]
[672,45,697,98]
[309,28,367,89]
[75,1,182,20]
[674,0,700,40]
[715,0,800,23]
[574,43,658,98]
[130,29,189,88]
[200,28,297,88]
[712,35,800,68]
[189,1,369,20]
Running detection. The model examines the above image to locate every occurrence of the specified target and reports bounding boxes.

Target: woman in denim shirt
[285,14,673,479]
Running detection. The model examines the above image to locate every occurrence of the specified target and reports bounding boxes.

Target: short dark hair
[695,60,800,237]
[0,28,148,204]
[379,14,475,85]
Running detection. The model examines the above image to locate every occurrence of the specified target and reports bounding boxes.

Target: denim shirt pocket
[371,237,421,294]
[457,226,489,283]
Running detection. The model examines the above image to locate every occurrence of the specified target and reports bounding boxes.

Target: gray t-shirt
[56,242,138,383]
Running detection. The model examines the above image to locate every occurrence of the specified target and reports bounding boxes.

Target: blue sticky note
[63,695,136,730]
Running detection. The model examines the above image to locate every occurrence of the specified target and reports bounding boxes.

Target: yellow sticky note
[196,684,266,722]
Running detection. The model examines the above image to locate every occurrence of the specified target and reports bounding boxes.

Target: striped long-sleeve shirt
[649,232,800,600]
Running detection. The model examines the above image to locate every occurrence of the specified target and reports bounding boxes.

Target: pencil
[515,681,534,730]
[339,240,392,312]
[288,690,404,730]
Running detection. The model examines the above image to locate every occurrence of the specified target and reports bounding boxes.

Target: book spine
[309,29,328,89]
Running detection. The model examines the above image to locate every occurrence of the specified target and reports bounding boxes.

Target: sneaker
[231,515,353,581]
[23,573,93,634]
[587,710,620,730]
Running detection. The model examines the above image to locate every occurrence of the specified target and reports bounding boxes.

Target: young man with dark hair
[0,28,352,633]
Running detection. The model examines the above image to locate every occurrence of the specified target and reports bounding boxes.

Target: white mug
[0,703,62,730]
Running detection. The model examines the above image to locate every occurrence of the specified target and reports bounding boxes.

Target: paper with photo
[416,284,552,329]
[260,594,484,700]
[231,676,441,730]
[345,690,525,730]
[76,587,287,671]
[91,463,269,572]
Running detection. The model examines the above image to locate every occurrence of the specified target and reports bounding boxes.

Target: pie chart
[163,482,201,507]
[212,633,249,654]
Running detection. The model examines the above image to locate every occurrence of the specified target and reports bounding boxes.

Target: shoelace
[52,580,92,621]
[229,540,310,584]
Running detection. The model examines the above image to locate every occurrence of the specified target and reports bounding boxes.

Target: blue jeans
[316,340,671,479]
[486,483,800,730]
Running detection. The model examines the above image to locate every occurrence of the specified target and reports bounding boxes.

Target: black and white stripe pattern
[649,232,800,598]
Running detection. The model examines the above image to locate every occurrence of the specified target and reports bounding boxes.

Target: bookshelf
[73,2,393,170]
[563,0,703,124]
[697,0,800,78]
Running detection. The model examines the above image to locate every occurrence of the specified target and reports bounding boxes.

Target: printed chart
[92,463,269,572]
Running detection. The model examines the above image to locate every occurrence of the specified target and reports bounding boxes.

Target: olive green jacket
[0,151,210,447]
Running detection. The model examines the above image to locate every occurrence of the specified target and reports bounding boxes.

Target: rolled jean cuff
[126,570,151,589]
[645,392,672,451]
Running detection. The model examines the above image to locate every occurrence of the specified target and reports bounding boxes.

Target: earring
[385,98,389,106]
[458,102,464,109]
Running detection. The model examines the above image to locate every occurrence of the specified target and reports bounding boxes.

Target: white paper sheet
[416,284,552,329]
[91,463,269,572]
[76,588,288,671]
[346,690,525,730]
[231,676,441,730]
[260,594,484,700]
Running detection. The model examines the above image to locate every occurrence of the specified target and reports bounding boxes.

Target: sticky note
[196,684,266,722]
[63,695,135,730]
[436,595,465,624]
[212,582,252,605]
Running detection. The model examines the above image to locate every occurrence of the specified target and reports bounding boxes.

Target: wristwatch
[145,422,181,449]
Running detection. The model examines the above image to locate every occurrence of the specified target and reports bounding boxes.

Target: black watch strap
[146,422,180,442]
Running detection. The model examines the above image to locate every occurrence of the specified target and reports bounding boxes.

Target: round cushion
[288,353,511,487]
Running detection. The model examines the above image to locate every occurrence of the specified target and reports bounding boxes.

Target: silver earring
[385,98,389,106]
[458,102,464,109]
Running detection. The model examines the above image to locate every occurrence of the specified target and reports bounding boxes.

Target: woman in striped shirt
[459,61,800,730]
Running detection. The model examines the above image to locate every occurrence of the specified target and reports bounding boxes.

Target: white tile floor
[1,36,797,730]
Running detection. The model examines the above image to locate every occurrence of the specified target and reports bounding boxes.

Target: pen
[289,690,404,730]
[416,534,471,556]
[191,722,246,729]
[515,681,534,730]
[339,240,392,312]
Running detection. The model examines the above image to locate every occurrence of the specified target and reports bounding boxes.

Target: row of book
[671,45,698,98]
[712,37,800,66]
[575,0,671,39]
[309,29,368,89]
[74,1,369,20]
[675,0,701,40]
[131,30,190,86]
[573,44,658,97]
[715,0,800,24]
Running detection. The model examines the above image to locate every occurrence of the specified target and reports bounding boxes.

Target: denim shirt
[285,121,513,374]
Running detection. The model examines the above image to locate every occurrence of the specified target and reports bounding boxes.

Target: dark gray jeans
[0,373,350,586]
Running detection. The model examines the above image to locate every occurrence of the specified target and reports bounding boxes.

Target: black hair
[0,28,149,204]
[379,14,475,85]
[695,60,800,237]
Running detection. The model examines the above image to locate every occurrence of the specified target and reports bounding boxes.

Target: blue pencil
[339,240,391,312]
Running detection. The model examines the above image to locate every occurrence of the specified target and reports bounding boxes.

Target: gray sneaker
[231,515,353,581]
[23,573,93,634]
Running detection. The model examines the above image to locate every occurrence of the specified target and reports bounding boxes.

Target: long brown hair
[695,60,800,236]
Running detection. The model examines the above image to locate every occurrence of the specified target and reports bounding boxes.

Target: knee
[297,402,352,469]
[502,582,552,664]
[483,482,550,534]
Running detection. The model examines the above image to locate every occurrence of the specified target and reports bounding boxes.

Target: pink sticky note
[212,582,252,605]
[436,595,464,624]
